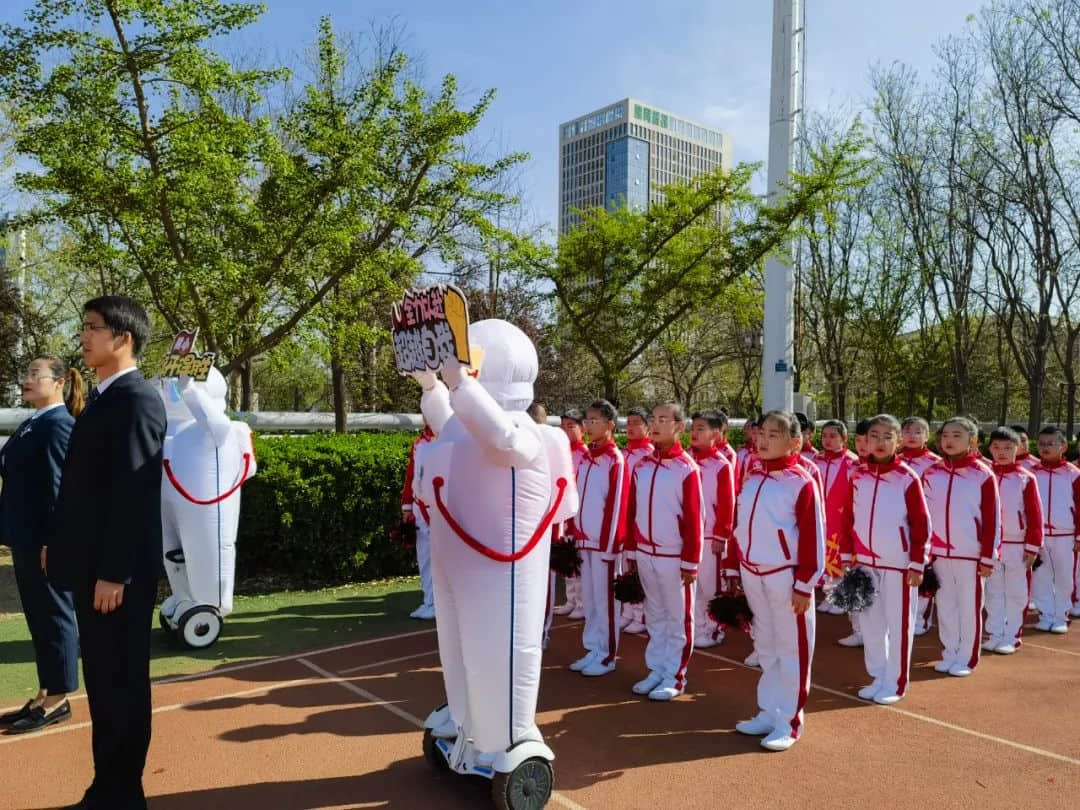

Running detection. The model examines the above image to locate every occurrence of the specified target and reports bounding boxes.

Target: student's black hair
[941,416,978,438]
[562,408,585,425]
[626,405,650,422]
[526,402,547,424]
[83,295,151,359]
[587,399,618,422]
[854,419,872,437]
[691,409,725,431]
[901,416,930,431]
[1009,424,1029,436]
[1038,425,1067,443]
[794,411,812,433]
[989,426,1020,444]
[654,401,685,422]
[820,418,848,437]
[761,409,801,439]
[867,414,902,434]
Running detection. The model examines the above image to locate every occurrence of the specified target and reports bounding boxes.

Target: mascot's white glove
[410,369,439,392]
[441,357,468,390]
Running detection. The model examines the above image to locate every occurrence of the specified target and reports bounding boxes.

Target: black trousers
[12,546,79,694]
[74,577,155,810]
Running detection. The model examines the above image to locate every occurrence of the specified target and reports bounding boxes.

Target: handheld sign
[391,284,472,374]
[161,329,216,381]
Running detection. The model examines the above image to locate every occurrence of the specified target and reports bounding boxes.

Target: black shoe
[4,700,70,734]
[0,700,34,725]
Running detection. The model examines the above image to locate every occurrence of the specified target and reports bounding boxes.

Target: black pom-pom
[827,566,877,612]
[919,566,940,597]
[1032,554,1043,571]
[707,593,754,632]
[393,520,417,549]
[612,570,646,604]
[549,538,583,578]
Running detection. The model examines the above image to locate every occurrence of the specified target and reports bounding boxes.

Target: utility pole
[761,0,805,412]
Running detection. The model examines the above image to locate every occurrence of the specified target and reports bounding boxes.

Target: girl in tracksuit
[727,410,825,752]
[624,402,703,702]
[814,420,859,617]
[985,427,1043,653]
[839,414,930,705]
[921,417,1000,677]
[621,406,655,635]
[1030,426,1080,632]
[554,410,588,618]
[901,416,942,635]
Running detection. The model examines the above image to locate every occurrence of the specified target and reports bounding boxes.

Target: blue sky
[1,0,980,231]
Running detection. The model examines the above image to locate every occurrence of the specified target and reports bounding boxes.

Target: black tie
[85,387,100,408]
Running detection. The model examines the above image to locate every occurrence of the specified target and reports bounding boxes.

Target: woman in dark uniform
[0,354,84,733]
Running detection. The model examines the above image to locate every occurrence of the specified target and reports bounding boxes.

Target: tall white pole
[762,0,804,412]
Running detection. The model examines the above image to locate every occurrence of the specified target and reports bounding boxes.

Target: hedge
[236,427,750,584]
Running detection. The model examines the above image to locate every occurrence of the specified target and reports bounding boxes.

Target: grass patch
[0,576,427,705]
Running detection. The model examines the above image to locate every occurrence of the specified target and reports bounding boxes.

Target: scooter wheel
[177,606,222,649]
[422,728,450,772]
[491,757,553,810]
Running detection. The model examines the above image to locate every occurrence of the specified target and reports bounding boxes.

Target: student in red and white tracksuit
[1011,425,1038,471]
[1030,427,1080,632]
[727,411,825,752]
[985,427,1043,653]
[621,407,654,634]
[814,420,859,617]
[795,411,816,464]
[714,416,738,470]
[902,416,942,634]
[921,418,1000,676]
[624,403,703,701]
[838,415,930,705]
[690,411,735,648]
[569,400,629,676]
[736,421,761,491]
[402,425,437,620]
[554,411,588,618]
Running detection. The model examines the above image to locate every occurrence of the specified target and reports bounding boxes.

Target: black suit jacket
[0,406,75,551]
[47,369,166,590]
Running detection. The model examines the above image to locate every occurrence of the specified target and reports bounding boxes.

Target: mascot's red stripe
[164,454,252,505]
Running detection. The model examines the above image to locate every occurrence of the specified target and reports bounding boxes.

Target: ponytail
[65,368,85,417]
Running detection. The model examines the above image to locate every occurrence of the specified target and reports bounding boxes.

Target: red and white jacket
[715,437,737,470]
[692,446,735,542]
[402,427,435,524]
[992,463,1043,555]
[726,455,826,595]
[1016,450,1038,472]
[569,439,588,471]
[735,445,758,491]
[571,439,629,556]
[900,447,940,479]
[1031,459,1080,541]
[624,441,704,573]
[814,449,859,540]
[624,437,654,476]
[921,454,1000,566]
[795,453,824,496]
[800,441,817,464]
[838,458,931,572]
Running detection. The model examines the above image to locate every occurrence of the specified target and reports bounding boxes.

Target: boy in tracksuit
[796,412,817,463]
[1011,425,1038,471]
[727,410,825,752]
[736,418,761,491]
[569,400,629,676]
[624,402,703,701]
[714,410,738,469]
[901,416,942,635]
[985,427,1043,653]
[554,409,588,618]
[401,423,437,620]
[621,406,655,634]
[689,410,736,648]
[921,417,1000,676]
[815,420,859,617]
[1031,426,1080,632]
[839,414,930,705]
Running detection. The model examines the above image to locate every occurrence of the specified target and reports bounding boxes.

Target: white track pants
[859,567,916,697]
[580,551,620,664]
[741,568,814,738]
[694,545,721,640]
[934,558,984,670]
[637,554,694,689]
[413,512,434,609]
[564,575,583,609]
[544,571,555,646]
[915,593,935,633]
[1032,538,1075,625]
[985,544,1031,644]
[430,531,548,753]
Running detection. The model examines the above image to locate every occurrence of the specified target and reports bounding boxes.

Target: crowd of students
[401,402,1080,753]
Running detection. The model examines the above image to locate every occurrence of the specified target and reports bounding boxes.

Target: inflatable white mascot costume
[157,369,257,649]
[416,319,577,810]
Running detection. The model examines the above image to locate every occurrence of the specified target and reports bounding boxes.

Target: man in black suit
[48,296,166,810]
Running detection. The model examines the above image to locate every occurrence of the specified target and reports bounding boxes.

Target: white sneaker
[1071,607,1080,618]
[760,727,798,751]
[873,692,903,705]
[567,606,586,620]
[581,659,617,677]
[648,683,685,701]
[858,681,882,700]
[816,600,832,613]
[632,671,664,695]
[993,643,1017,655]
[837,632,863,647]
[828,603,847,615]
[1035,618,1053,632]
[624,621,646,634]
[693,634,719,649]
[410,604,436,620]
[948,664,973,677]
[552,603,574,616]
[981,639,1000,652]
[1050,624,1068,634]
[933,660,953,673]
[570,651,599,672]
[618,614,633,629]
[735,712,775,736]
[913,625,929,637]
[744,651,760,667]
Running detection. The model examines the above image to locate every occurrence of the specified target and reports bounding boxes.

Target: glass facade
[605,136,649,213]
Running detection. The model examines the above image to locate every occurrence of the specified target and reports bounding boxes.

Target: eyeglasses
[18,373,57,383]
